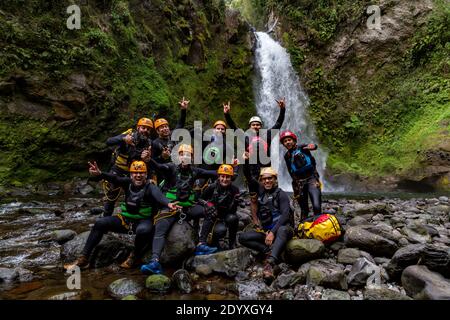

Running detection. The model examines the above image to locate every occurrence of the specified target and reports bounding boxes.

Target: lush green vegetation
[0,0,254,186]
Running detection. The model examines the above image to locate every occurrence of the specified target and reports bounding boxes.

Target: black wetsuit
[224,108,285,194]
[238,164,294,263]
[198,181,240,249]
[82,173,170,260]
[103,131,153,216]
[146,158,217,261]
[284,143,321,220]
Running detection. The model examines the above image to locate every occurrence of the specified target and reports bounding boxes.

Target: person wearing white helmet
[223,99,286,230]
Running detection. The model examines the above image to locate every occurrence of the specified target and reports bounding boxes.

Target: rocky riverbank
[0,193,449,300]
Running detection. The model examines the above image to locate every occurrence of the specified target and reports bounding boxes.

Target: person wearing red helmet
[280,130,322,220]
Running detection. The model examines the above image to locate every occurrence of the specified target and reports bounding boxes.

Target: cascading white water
[253,32,331,191]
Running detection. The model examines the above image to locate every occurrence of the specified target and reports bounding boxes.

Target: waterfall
[253,32,331,191]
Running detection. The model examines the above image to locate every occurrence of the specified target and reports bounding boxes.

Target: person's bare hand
[123,134,135,146]
[265,231,274,246]
[223,101,231,114]
[275,97,286,109]
[179,97,190,110]
[162,147,171,160]
[88,161,101,176]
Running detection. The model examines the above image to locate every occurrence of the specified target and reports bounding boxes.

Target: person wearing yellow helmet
[223,99,286,235]
[98,117,154,217]
[152,97,189,166]
[194,164,241,255]
[238,163,294,284]
[64,160,180,271]
[141,143,218,275]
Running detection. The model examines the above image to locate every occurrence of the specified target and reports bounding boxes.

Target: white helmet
[249,116,262,125]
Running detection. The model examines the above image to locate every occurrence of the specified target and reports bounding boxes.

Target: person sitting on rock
[195,164,241,255]
[223,99,285,235]
[140,144,218,275]
[64,160,179,271]
[238,165,294,284]
[279,130,321,220]
[100,117,154,217]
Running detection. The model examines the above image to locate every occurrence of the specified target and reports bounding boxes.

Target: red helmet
[279,130,298,143]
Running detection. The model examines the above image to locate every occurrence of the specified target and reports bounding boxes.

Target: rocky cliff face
[258,0,450,191]
[0,0,254,187]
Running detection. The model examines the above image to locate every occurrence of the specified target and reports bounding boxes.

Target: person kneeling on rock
[64,161,179,271]
[238,165,294,283]
[195,164,241,255]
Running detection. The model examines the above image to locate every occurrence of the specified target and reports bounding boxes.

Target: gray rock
[374,257,390,266]
[322,289,351,300]
[272,270,303,289]
[364,287,412,300]
[61,231,132,268]
[0,267,33,284]
[48,292,81,300]
[402,226,432,244]
[172,269,192,294]
[52,229,77,244]
[347,216,369,227]
[108,278,143,299]
[346,203,390,217]
[386,244,450,280]
[305,259,348,290]
[281,290,295,300]
[78,184,94,195]
[284,239,325,265]
[238,279,272,300]
[347,257,381,287]
[372,214,385,221]
[195,264,213,276]
[337,248,375,265]
[439,196,449,203]
[399,237,410,246]
[401,265,450,300]
[329,242,346,252]
[189,248,253,277]
[427,205,450,215]
[344,226,398,257]
[145,275,171,293]
[157,222,196,265]
[361,223,401,243]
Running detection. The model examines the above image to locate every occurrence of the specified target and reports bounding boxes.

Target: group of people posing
[64,97,323,282]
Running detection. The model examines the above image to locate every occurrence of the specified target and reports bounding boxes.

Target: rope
[102,180,123,202]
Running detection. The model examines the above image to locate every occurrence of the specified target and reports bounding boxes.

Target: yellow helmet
[154,118,169,129]
[178,144,193,155]
[213,120,227,129]
[137,117,153,128]
[129,161,147,173]
[259,167,277,179]
[217,164,234,176]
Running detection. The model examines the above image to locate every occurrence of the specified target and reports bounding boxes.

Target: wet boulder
[344,226,398,257]
[189,248,253,277]
[303,259,348,290]
[60,231,132,268]
[363,287,412,300]
[337,248,375,265]
[0,267,34,284]
[52,229,77,245]
[347,257,381,287]
[143,221,196,266]
[386,244,450,280]
[108,278,143,299]
[401,265,450,300]
[272,270,303,289]
[322,289,351,300]
[172,269,193,294]
[145,275,171,293]
[284,239,326,265]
